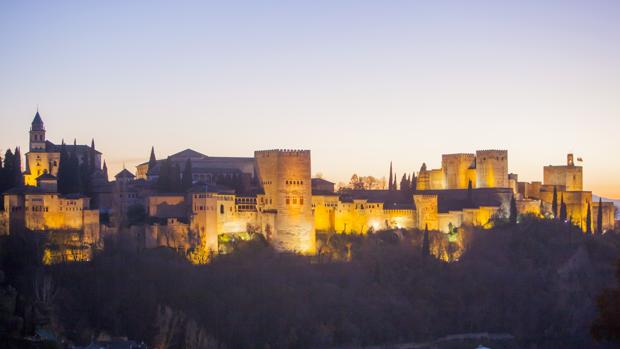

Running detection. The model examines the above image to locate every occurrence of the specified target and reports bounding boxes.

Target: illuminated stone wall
[593,201,616,232]
[255,150,315,254]
[414,194,439,230]
[4,193,99,243]
[438,211,463,233]
[312,195,339,232]
[24,152,60,186]
[429,169,445,189]
[516,199,542,217]
[539,187,592,231]
[312,195,414,234]
[543,165,583,192]
[442,153,475,189]
[475,150,508,188]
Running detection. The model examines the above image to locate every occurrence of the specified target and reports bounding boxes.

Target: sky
[0,0,619,197]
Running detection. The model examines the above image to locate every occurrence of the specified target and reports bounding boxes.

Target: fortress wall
[442,153,475,189]
[476,150,508,188]
[517,199,541,217]
[312,195,338,232]
[416,171,431,190]
[543,166,583,191]
[384,209,415,230]
[414,194,439,230]
[593,201,616,232]
[438,211,463,233]
[429,169,445,189]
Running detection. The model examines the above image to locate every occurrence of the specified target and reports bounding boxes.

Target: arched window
[220,204,224,214]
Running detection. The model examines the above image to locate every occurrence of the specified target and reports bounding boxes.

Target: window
[220,204,224,214]
[300,198,304,205]
[286,198,290,205]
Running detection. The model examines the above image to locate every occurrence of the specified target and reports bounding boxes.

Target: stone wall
[442,153,475,189]
[255,150,315,254]
[475,150,508,188]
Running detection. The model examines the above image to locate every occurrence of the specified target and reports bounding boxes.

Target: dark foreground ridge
[1,218,620,348]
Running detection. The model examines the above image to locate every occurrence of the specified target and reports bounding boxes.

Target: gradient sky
[1,1,619,197]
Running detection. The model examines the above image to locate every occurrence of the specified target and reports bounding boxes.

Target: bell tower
[30,110,46,152]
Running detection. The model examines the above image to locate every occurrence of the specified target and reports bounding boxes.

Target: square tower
[254,150,315,254]
[475,150,508,188]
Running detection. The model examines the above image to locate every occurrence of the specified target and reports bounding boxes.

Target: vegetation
[0,148,23,206]
[0,218,619,348]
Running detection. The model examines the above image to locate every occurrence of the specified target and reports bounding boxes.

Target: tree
[399,173,408,194]
[388,161,393,191]
[509,195,518,225]
[182,158,193,190]
[1,149,15,190]
[13,147,22,186]
[148,146,157,174]
[586,201,592,234]
[102,160,109,181]
[156,158,172,192]
[597,198,603,235]
[552,186,558,218]
[57,144,70,193]
[560,195,567,222]
[422,224,430,258]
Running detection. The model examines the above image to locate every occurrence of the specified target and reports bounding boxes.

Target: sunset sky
[1,1,619,198]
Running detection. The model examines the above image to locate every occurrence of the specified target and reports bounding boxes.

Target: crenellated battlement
[476,149,508,154]
[255,149,311,157]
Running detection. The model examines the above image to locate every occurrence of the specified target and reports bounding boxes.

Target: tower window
[220,204,224,214]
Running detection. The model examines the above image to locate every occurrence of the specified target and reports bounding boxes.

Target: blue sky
[1,0,619,196]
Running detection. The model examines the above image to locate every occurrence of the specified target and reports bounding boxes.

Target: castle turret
[30,110,46,152]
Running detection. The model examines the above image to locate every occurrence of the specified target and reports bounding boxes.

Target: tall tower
[475,150,508,188]
[29,110,46,152]
[254,149,315,254]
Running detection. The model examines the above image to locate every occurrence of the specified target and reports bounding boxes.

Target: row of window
[285,197,304,205]
[285,180,304,185]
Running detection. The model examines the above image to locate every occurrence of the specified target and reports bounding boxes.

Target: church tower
[30,110,46,152]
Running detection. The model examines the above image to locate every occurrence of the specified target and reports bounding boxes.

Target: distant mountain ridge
[593,195,620,219]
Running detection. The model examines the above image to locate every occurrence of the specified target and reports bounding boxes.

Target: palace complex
[1,111,617,261]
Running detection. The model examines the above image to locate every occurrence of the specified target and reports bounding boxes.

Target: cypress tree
[552,186,558,218]
[156,158,172,192]
[148,146,157,174]
[171,163,182,192]
[388,161,393,191]
[182,158,193,190]
[89,139,97,172]
[57,144,69,193]
[410,172,416,192]
[422,224,430,258]
[560,195,567,222]
[400,173,408,194]
[509,195,518,225]
[13,147,22,186]
[69,151,82,193]
[586,201,592,234]
[3,149,15,189]
[597,197,603,234]
[102,160,109,182]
